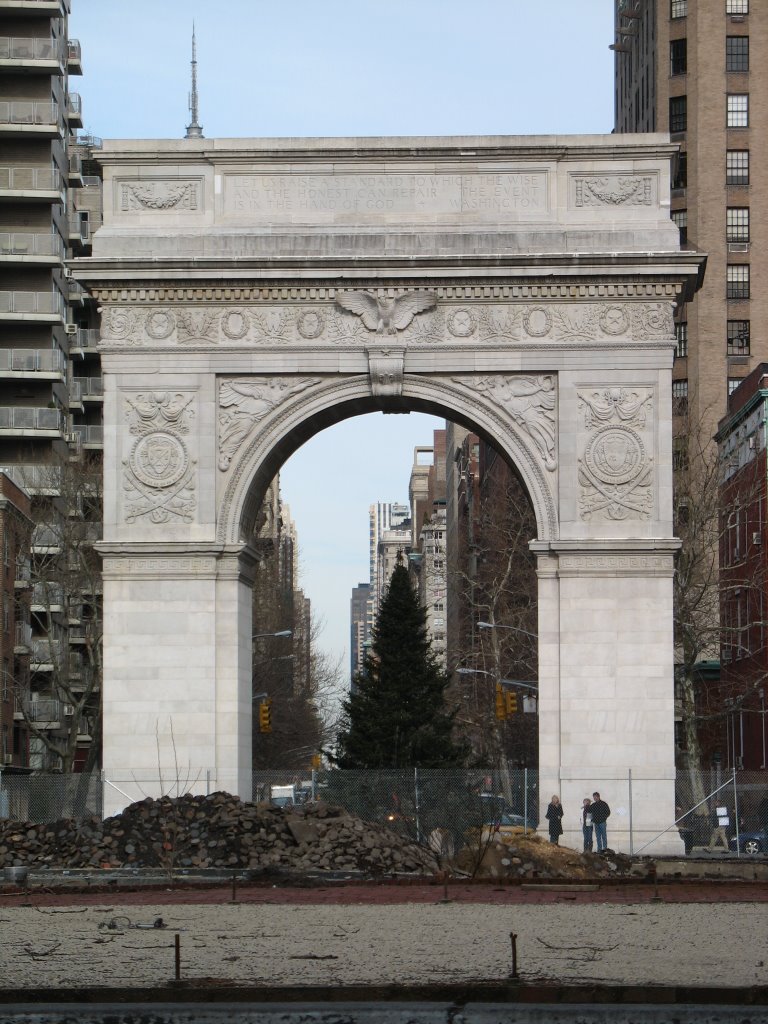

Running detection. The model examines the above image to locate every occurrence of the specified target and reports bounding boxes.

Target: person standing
[590,791,611,852]
[546,794,564,845]
[581,797,594,852]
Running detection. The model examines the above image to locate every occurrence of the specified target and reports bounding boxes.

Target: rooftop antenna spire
[184,22,204,139]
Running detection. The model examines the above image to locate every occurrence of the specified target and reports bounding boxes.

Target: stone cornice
[87,281,683,303]
[95,133,682,164]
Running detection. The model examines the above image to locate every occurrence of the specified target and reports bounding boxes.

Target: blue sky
[70,0,615,676]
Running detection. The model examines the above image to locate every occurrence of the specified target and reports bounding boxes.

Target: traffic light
[505,691,518,715]
[311,753,322,769]
[258,699,272,733]
[495,683,506,720]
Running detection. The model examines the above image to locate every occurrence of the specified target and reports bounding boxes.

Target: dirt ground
[0,878,766,995]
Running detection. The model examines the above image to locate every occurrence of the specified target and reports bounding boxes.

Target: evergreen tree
[335,562,468,768]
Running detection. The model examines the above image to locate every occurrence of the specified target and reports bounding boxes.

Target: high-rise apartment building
[0,0,103,769]
[368,501,410,628]
[349,582,370,680]
[408,432,448,666]
[614,0,766,437]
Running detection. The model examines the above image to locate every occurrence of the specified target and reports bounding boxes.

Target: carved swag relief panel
[122,391,197,524]
[577,387,654,521]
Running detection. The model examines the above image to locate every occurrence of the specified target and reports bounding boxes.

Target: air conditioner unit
[64,324,78,335]
[65,433,79,444]
[63,704,74,717]
[748,435,756,449]
[63,268,72,279]
[3,753,12,765]
[753,532,762,546]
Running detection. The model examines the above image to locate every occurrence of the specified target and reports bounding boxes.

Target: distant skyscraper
[368,501,410,625]
[349,582,371,680]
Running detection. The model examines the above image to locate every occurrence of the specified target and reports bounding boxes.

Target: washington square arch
[73,134,704,852]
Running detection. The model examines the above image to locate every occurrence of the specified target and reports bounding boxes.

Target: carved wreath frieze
[573,175,654,207]
[577,388,654,522]
[120,181,200,211]
[98,301,674,348]
[218,377,321,471]
[451,374,557,471]
[122,392,197,524]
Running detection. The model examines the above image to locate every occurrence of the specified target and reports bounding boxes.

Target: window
[673,151,687,190]
[671,0,687,16]
[669,95,687,133]
[727,320,750,355]
[670,38,687,75]
[727,264,750,298]
[726,207,750,242]
[672,209,688,245]
[673,439,689,471]
[726,36,749,72]
[727,94,749,127]
[728,377,743,396]
[675,321,688,358]
[672,379,688,414]
[726,150,749,185]
[726,0,748,15]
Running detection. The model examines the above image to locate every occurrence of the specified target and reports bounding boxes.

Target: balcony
[0,405,64,437]
[0,36,62,73]
[14,557,30,588]
[31,523,61,551]
[0,289,65,322]
[0,101,59,138]
[18,696,63,726]
[31,581,64,612]
[65,93,82,128]
[3,463,61,495]
[68,327,99,354]
[0,1,65,15]
[67,152,83,186]
[14,621,31,653]
[73,376,103,402]
[67,278,88,304]
[0,166,62,202]
[0,347,66,379]
[0,230,63,264]
[68,378,81,410]
[68,217,90,248]
[30,637,64,670]
[66,38,81,75]
[71,424,103,449]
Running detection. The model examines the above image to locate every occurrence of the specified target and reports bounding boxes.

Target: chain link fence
[2,766,766,857]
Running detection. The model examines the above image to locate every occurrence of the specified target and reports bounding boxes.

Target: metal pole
[761,689,766,769]
[311,768,317,801]
[523,768,528,834]
[628,768,634,856]
[414,766,421,844]
[732,768,740,854]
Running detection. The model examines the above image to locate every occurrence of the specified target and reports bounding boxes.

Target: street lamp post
[252,630,292,640]
[477,621,538,640]
[457,667,538,693]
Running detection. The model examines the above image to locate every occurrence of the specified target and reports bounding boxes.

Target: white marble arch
[75,134,706,852]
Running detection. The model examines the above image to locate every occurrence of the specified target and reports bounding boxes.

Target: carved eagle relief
[336,290,437,335]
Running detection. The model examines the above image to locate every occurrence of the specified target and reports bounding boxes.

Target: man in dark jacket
[591,791,611,851]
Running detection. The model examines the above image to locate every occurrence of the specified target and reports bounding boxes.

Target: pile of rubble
[0,793,439,876]
[454,831,635,880]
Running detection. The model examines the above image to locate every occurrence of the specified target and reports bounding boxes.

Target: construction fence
[1,766,766,858]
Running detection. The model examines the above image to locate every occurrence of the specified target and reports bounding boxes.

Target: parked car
[729,827,768,856]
